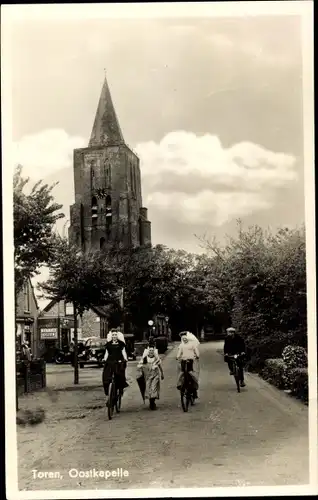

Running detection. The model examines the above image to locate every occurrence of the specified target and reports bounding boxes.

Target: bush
[245,332,292,372]
[282,345,308,388]
[282,345,308,369]
[261,358,287,389]
[289,368,308,403]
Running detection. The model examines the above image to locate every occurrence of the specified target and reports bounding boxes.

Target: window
[100,237,106,249]
[23,283,30,312]
[130,164,134,195]
[92,196,98,224]
[105,164,111,187]
[65,302,74,316]
[105,195,112,235]
[91,163,95,189]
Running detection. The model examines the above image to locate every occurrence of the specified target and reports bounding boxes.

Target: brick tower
[68,76,151,252]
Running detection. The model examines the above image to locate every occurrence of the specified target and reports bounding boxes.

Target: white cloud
[13,128,298,230]
[136,131,297,227]
[13,128,86,180]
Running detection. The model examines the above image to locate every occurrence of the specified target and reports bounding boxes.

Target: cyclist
[223,327,246,387]
[106,327,126,343]
[102,331,129,406]
[176,334,200,398]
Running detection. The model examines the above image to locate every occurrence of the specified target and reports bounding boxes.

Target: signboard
[40,328,58,340]
[38,318,58,328]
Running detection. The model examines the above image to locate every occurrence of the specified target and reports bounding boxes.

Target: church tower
[68,76,151,252]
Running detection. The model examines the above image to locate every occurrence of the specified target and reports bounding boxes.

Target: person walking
[136,346,164,410]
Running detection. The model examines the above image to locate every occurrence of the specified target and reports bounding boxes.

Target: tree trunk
[73,304,79,385]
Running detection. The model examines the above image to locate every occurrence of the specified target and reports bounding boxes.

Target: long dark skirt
[102,361,128,396]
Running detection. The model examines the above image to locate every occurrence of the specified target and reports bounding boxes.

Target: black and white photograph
[2,1,316,498]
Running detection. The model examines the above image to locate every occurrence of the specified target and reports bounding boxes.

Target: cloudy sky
[5,5,308,301]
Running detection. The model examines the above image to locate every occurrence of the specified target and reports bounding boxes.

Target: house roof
[40,299,111,318]
[91,305,111,317]
[29,278,39,310]
[41,299,58,314]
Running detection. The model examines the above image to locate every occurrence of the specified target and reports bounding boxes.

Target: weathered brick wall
[40,300,65,318]
[69,141,151,252]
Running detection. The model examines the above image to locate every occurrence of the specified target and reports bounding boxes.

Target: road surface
[17,341,309,490]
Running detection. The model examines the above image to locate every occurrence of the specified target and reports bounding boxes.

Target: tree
[39,238,120,383]
[14,165,64,295]
[198,221,307,370]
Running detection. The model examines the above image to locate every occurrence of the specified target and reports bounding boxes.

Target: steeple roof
[89,76,125,147]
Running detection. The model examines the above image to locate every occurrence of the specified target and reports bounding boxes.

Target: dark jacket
[104,340,126,364]
[224,334,246,355]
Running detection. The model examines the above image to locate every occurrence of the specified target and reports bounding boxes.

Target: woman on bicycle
[136,346,164,410]
[102,331,129,406]
[176,334,199,398]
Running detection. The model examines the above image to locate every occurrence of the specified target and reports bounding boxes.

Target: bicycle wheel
[181,390,189,412]
[115,389,121,413]
[186,390,192,409]
[108,382,115,420]
[233,365,240,393]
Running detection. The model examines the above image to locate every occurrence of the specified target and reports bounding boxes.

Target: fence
[16,359,46,397]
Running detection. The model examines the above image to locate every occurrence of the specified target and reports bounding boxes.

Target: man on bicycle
[102,331,129,406]
[223,327,246,387]
[176,334,200,398]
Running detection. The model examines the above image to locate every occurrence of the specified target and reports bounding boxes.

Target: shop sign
[40,328,58,340]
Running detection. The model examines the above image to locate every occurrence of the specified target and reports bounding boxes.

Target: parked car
[79,337,107,368]
[54,342,86,364]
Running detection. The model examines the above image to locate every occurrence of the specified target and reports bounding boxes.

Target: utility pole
[73,304,79,384]
[119,287,124,332]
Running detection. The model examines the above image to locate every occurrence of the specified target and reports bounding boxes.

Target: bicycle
[107,361,124,420]
[227,353,245,393]
[180,359,196,412]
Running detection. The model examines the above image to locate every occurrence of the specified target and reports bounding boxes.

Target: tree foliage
[199,221,307,369]
[39,238,120,317]
[14,165,64,294]
[108,221,306,368]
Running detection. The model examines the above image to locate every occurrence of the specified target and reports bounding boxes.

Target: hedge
[289,367,308,403]
[260,357,308,404]
[261,358,286,389]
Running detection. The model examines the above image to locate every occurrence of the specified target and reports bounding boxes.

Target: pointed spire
[89,74,125,147]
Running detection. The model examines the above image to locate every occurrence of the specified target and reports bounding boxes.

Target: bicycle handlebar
[226,353,245,359]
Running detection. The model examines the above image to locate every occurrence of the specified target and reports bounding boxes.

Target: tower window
[91,163,95,189]
[106,195,111,208]
[92,196,98,223]
[105,195,112,234]
[105,164,111,187]
[130,163,135,196]
[100,237,106,249]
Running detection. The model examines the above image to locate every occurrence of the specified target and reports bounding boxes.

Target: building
[68,75,151,251]
[38,300,76,361]
[16,278,40,357]
[38,300,109,361]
